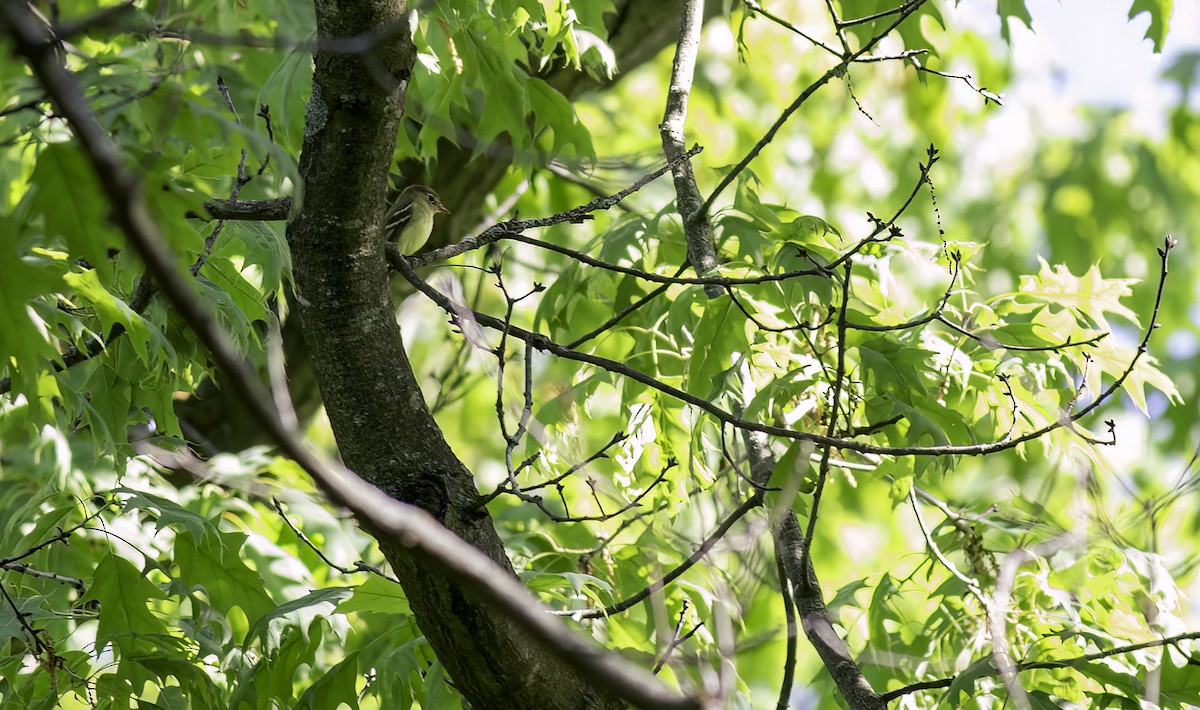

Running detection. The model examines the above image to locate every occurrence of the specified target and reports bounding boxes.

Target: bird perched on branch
[384,184,449,254]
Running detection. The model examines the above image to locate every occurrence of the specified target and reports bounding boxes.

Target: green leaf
[256,48,313,155]
[463,33,530,144]
[297,650,362,710]
[946,655,997,703]
[0,594,47,645]
[120,489,215,540]
[175,531,275,628]
[0,231,64,398]
[81,363,133,454]
[246,587,354,646]
[1127,0,1173,53]
[997,0,1034,44]
[221,221,291,296]
[1019,259,1138,330]
[337,574,412,616]
[61,269,154,362]
[133,656,223,708]
[827,578,870,617]
[81,553,170,651]
[529,79,595,158]
[686,299,743,398]
[773,215,848,262]
[27,143,124,281]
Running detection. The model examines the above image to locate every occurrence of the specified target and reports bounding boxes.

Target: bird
[384,184,449,254]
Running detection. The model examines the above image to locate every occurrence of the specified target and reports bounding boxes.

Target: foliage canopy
[2,0,1199,708]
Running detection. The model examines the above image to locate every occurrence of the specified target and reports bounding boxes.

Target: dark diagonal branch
[394,243,1174,459]
[0,7,702,709]
[741,429,884,710]
[776,511,885,709]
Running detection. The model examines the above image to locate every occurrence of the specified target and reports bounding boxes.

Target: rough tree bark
[177,0,724,452]
[283,1,628,707]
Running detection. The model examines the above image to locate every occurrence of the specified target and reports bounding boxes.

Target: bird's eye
[428,195,437,203]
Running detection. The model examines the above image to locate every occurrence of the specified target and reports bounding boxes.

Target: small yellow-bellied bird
[384,184,449,254]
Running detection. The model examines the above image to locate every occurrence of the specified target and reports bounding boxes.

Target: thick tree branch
[0,4,698,708]
[741,428,884,710]
[201,196,292,221]
[660,0,720,297]
[775,503,885,710]
[177,0,728,452]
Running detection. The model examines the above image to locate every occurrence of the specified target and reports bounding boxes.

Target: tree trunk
[285,1,624,706]
[176,0,725,453]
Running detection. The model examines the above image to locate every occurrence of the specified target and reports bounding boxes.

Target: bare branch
[745,428,885,710]
[742,0,839,57]
[704,0,929,212]
[392,245,1173,459]
[908,488,986,604]
[652,601,705,674]
[200,197,293,221]
[882,629,1200,703]
[838,1,918,29]
[661,0,720,297]
[554,493,763,619]
[797,263,853,583]
[410,145,702,267]
[773,553,799,710]
[0,7,703,708]
[1,561,85,592]
[271,498,400,584]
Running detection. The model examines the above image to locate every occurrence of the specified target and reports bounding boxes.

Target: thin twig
[0,7,703,707]
[271,498,399,583]
[881,629,1200,702]
[797,263,853,590]
[391,242,1173,458]
[411,146,703,268]
[554,493,763,619]
[704,0,929,212]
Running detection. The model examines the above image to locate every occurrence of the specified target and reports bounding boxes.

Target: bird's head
[403,185,449,215]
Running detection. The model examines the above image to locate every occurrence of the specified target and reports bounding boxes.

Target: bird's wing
[385,200,413,238]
